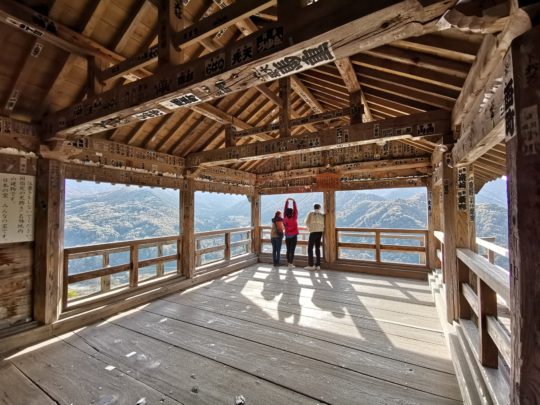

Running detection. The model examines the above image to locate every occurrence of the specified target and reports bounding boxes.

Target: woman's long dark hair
[285,208,294,218]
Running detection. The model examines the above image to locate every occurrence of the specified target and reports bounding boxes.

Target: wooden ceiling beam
[187,109,450,167]
[363,45,470,79]
[2,39,45,115]
[334,57,373,122]
[112,0,154,55]
[44,0,459,139]
[34,0,112,118]
[290,75,325,114]
[452,8,531,128]
[351,54,464,91]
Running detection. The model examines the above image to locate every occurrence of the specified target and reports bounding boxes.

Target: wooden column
[349,90,363,124]
[279,77,291,138]
[323,191,337,264]
[426,181,436,270]
[158,0,183,66]
[34,159,65,325]
[181,178,195,278]
[442,153,475,322]
[506,26,540,405]
[250,192,261,256]
[428,181,442,270]
[224,124,236,147]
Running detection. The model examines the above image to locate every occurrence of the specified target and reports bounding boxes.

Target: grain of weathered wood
[0,361,56,404]
[506,26,540,405]
[113,309,460,404]
[70,323,315,405]
[143,299,462,400]
[10,338,180,404]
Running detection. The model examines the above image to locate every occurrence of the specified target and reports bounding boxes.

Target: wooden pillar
[225,125,236,147]
[34,159,65,325]
[506,26,540,405]
[428,181,442,270]
[250,192,261,256]
[441,153,475,322]
[323,191,336,264]
[181,179,195,278]
[279,77,290,138]
[158,0,183,66]
[349,90,363,124]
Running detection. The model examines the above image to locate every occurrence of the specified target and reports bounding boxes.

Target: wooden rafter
[334,57,373,121]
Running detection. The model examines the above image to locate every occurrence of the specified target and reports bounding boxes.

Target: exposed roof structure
[0,0,508,189]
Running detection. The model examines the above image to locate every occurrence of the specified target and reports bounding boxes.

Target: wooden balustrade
[194,227,253,272]
[435,231,511,400]
[260,226,323,257]
[63,235,182,310]
[337,228,428,267]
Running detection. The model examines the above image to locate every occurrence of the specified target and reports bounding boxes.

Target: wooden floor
[0,264,462,404]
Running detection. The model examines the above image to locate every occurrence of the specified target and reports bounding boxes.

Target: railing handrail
[457,248,510,303]
[337,227,428,234]
[65,234,182,255]
[476,237,509,258]
[195,226,254,238]
[434,231,444,243]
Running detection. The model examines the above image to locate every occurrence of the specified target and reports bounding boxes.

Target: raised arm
[292,200,298,219]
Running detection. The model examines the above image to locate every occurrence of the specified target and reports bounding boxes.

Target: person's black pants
[285,236,297,264]
[308,232,323,266]
[271,237,282,265]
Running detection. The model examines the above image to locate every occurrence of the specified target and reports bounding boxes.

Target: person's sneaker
[304,266,315,271]
[288,263,295,269]
[315,266,321,270]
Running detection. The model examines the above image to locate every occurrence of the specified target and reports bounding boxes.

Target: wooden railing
[260,226,323,257]
[195,227,253,271]
[63,235,182,309]
[476,236,509,264]
[337,228,428,267]
[436,231,511,401]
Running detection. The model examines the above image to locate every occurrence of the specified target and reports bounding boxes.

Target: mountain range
[64,179,509,268]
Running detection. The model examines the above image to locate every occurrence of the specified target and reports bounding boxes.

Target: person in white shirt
[304,203,325,271]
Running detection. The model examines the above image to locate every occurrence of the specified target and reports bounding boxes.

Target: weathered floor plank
[0,361,56,404]
[144,299,462,400]
[1,265,462,404]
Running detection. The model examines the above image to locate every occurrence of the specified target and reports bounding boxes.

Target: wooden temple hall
[1,0,540,403]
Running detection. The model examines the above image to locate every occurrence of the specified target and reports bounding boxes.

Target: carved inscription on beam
[187,110,450,167]
[234,106,362,139]
[42,137,185,177]
[42,1,455,139]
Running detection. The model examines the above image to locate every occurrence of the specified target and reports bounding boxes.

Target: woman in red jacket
[283,198,299,268]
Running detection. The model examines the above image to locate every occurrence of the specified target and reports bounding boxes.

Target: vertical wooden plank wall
[507,26,540,405]
[34,159,65,325]
[0,154,37,331]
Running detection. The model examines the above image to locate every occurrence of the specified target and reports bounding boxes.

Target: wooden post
[506,26,540,404]
[130,245,138,287]
[158,0,183,66]
[181,179,195,277]
[34,159,65,324]
[86,56,102,96]
[250,192,260,256]
[478,278,498,367]
[375,230,381,263]
[441,152,458,322]
[350,90,363,124]
[224,232,231,261]
[101,252,111,292]
[426,181,437,270]
[323,191,336,264]
[157,243,164,276]
[225,125,236,147]
[279,77,291,138]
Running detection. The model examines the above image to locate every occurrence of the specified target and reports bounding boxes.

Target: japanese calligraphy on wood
[0,173,35,243]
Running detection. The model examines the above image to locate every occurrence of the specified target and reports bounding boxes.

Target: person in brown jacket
[270,210,284,267]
